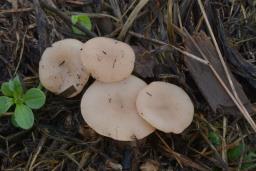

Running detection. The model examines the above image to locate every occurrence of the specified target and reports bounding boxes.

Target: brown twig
[118,0,149,40]
[0,8,33,15]
[128,31,209,65]
[196,0,256,132]
[155,132,209,171]
[39,0,96,38]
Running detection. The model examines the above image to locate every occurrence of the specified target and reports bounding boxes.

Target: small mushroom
[80,37,135,83]
[136,81,194,134]
[80,75,155,141]
[39,39,90,98]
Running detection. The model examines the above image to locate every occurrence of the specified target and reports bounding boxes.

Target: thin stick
[197,0,239,101]
[118,0,149,40]
[14,29,27,75]
[121,0,137,19]
[197,0,256,131]
[28,134,47,171]
[128,31,209,65]
[222,117,227,163]
[40,0,96,38]
[155,132,209,171]
[0,8,33,14]
[183,29,256,132]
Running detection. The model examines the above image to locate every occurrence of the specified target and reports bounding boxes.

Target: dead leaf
[140,160,159,171]
[184,32,252,115]
[133,46,156,78]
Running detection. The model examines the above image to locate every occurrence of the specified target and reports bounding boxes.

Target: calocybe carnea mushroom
[39,39,90,98]
[80,37,135,83]
[80,75,155,141]
[136,82,194,134]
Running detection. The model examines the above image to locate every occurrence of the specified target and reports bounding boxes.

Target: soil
[0,0,256,170]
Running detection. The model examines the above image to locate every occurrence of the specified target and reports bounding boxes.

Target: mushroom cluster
[39,37,194,141]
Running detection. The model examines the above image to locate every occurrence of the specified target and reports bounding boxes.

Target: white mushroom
[80,75,155,141]
[39,39,90,98]
[80,37,135,83]
[136,81,194,134]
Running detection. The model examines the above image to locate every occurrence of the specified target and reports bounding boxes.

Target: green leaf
[71,14,92,35]
[23,88,46,109]
[241,151,256,170]
[13,104,34,129]
[13,76,23,97]
[8,76,23,98]
[11,114,19,128]
[0,96,14,113]
[1,82,13,97]
[228,143,245,161]
[208,131,221,146]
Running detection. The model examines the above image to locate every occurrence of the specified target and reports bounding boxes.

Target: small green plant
[228,143,245,161]
[208,131,221,146]
[227,143,256,170]
[71,14,92,35]
[0,76,46,129]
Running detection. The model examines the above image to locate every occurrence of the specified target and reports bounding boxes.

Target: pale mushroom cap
[80,37,135,83]
[136,82,194,134]
[39,39,90,98]
[80,75,155,141]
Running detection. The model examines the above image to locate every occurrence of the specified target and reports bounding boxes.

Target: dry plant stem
[222,117,227,163]
[39,0,96,38]
[14,29,27,75]
[121,0,137,19]
[238,127,245,171]
[155,132,183,166]
[0,7,33,14]
[199,130,228,169]
[128,31,209,65]
[155,132,209,171]
[195,15,204,32]
[77,152,90,171]
[177,4,183,29]
[197,0,240,108]
[109,0,122,21]
[183,29,256,132]
[118,0,149,40]
[28,134,47,171]
[167,0,175,43]
[196,0,256,132]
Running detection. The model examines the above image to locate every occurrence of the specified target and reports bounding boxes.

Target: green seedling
[241,151,256,170]
[0,76,46,129]
[71,14,92,35]
[208,131,221,146]
[227,142,256,170]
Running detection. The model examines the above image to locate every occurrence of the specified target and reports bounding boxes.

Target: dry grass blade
[128,31,209,65]
[118,0,149,40]
[155,132,209,171]
[183,29,256,132]
[0,7,33,14]
[196,0,256,132]
[167,0,175,43]
[27,134,48,171]
[14,29,27,75]
[199,130,228,169]
[109,0,122,20]
[39,0,96,38]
